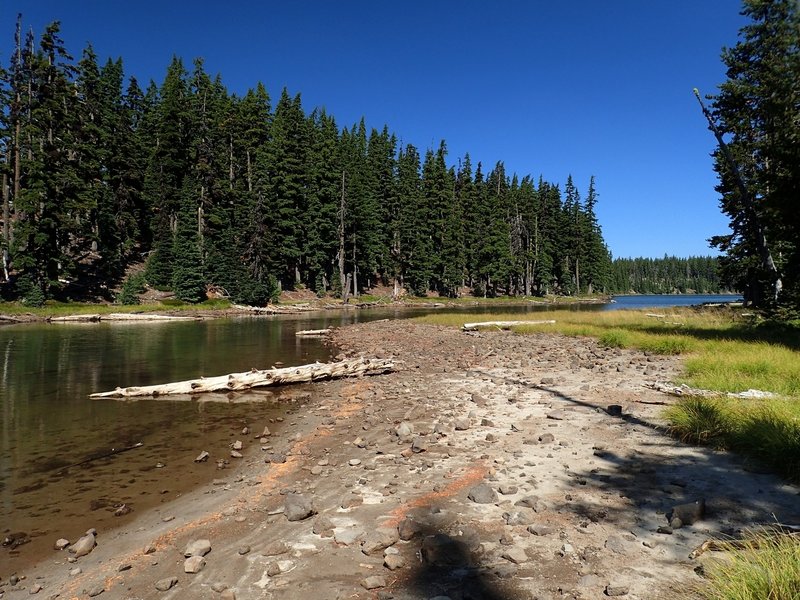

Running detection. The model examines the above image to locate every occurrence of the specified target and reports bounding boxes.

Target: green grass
[696,531,800,600]
[0,298,234,317]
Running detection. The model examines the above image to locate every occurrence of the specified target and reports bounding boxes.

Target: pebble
[221,590,236,600]
[194,450,210,463]
[30,583,43,594]
[54,538,70,550]
[501,547,528,564]
[155,576,178,591]
[361,575,387,590]
[184,555,206,573]
[606,585,630,596]
[184,539,212,557]
[467,483,498,504]
[348,458,362,466]
[238,545,251,555]
[87,584,105,597]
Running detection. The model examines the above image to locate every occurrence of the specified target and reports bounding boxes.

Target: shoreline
[3,319,795,600]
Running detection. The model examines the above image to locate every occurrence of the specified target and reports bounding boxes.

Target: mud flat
[3,320,798,600]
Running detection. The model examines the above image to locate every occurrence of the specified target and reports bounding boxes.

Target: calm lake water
[606,293,742,310]
[0,294,737,572]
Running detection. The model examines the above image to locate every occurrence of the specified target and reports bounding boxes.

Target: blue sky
[1,1,746,259]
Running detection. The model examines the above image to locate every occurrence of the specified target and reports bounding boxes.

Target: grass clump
[697,531,800,600]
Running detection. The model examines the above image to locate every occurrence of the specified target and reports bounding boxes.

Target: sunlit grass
[695,530,800,600]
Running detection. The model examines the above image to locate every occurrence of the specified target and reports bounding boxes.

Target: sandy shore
[3,319,798,600]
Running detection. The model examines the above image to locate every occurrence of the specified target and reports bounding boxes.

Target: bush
[16,274,46,307]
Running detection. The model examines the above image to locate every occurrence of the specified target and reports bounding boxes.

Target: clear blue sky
[2,1,746,259]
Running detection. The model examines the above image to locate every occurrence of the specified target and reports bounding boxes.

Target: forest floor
[3,319,798,600]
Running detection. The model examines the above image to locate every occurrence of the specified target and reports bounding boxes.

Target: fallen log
[104,313,196,322]
[462,320,555,331]
[232,303,313,314]
[645,382,776,399]
[49,314,102,323]
[295,328,332,337]
[90,357,395,399]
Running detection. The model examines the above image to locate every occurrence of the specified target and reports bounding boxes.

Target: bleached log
[295,328,332,337]
[645,382,776,399]
[462,320,555,331]
[232,303,312,314]
[50,314,102,323]
[90,357,395,399]
[104,313,196,322]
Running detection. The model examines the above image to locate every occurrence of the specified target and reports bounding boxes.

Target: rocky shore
[3,319,798,600]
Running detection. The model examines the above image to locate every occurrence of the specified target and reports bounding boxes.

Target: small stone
[499,485,518,495]
[262,541,288,556]
[194,451,210,463]
[453,417,470,431]
[361,575,387,590]
[54,538,70,550]
[348,458,362,466]
[144,543,157,554]
[30,583,43,594]
[313,516,334,537]
[656,526,673,535]
[669,499,705,527]
[230,450,243,459]
[384,554,405,570]
[284,493,315,521]
[118,563,132,572]
[87,584,105,597]
[232,440,243,451]
[184,539,212,557]
[211,582,228,593]
[538,433,555,444]
[361,526,400,556]
[467,483,498,504]
[238,545,251,555]
[69,567,82,576]
[155,576,178,591]
[605,585,630,596]
[560,543,574,555]
[184,555,206,573]
[411,437,428,453]
[260,426,271,437]
[395,422,414,438]
[501,547,528,564]
[606,405,623,417]
[546,410,566,420]
[221,589,236,600]
[398,518,421,541]
[70,532,96,558]
[528,524,555,536]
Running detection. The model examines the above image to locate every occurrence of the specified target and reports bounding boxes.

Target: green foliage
[15,274,46,307]
[116,272,145,305]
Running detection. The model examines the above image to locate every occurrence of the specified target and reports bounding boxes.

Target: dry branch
[90,357,395,399]
[462,320,555,331]
[295,328,332,337]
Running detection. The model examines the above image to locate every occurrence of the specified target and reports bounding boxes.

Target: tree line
[609,255,726,295]
[0,18,612,306]
[704,0,800,313]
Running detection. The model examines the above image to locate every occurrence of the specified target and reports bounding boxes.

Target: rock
[453,417,471,431]
[211,582,228,593]
[221,589,236,600]
[606,405,623,417]
[184,539,212,557]
[411,437,428,453]
[546,410,566,420]
[238,545,251,555]
[540,377,555,385]
[395,422,414,438]
[184,555,206,573]
[560,543,574,555]
[604,536,629,555]
[155,576,178,591]
[515,496,543,511]
[231,440,243,451]
[118,563,132,572]
[70,531,96,558]
[87,584,105,597]
[69,567,82,576]
[334,527,364,546]
[30,583,43,594]
[527,524,555,536]
[538,433,555,444]
[499,485,518,495]
[467,483,497,504]
[656,526,673,535]
[262,541,288,556]
[54,538,70,550]
[361,575,387,590]
[230,450,243,458]
[669,499,705,527]
[260,426,271,437]
[501,547,529,564]
[421,534,465,567]
[194,450,210,463]
[605,585,630,596]
[284,493,315,521]
[348,458,362,466]
[384,553,405,570]
[503,510,533,526]
[361,526,400,556]
[398,517,422,541]
[312,516,334,537]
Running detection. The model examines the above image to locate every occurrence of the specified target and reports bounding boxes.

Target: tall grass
[697,531,800,600]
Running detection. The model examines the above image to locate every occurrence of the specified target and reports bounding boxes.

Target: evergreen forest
[609,256,725,295]
[0,18,614,306]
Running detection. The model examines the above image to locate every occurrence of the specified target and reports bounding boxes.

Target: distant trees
[609,256,725,294]
[0,17,613,304]
[705,0,800,312]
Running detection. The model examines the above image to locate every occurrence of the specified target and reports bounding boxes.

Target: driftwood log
[295,328,332,337]
[646,382,776,399]
[49,313,196,323]
[90,357,395,399]
[462,320,556,331]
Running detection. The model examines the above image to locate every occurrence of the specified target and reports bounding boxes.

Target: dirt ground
[3,320,799,600]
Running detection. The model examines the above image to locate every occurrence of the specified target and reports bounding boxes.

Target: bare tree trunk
[2,151,9,282]
[352,233,358,298]
[246,150,253,192]
[338,171,349,303]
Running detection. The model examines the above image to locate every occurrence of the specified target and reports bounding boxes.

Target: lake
[0,294,737,571]
[606,293,742,310]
